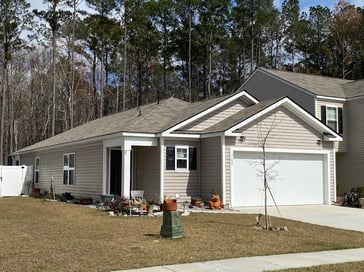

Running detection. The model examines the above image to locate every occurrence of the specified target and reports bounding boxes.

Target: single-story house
[16,90,342,207]
[242,68,364,193]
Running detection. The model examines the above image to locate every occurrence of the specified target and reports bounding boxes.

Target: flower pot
[163,199,177,211]
[33,188,41,197]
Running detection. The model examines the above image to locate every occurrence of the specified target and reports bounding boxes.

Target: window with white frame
[63,153,75,185]
[321,105,343,134]
[176,146,188,170]
[34,157,40,184]
[166,146,197,171]
[326,106,338,131]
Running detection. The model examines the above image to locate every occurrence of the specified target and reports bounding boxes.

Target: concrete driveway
[235,205,364,232]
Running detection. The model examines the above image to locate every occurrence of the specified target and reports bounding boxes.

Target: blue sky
[274,0,363,12]
[28,0,363,13]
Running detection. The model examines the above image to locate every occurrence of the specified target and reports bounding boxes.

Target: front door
[110,149,122,195]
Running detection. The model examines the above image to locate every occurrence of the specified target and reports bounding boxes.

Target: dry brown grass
[1,197,364,272]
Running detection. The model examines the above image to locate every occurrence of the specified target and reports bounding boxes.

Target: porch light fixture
[316,139,321,145]
[239,136,246,142]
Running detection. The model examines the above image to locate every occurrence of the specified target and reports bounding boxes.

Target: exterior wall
[163,140,199,201]
[133,146,160,202]
[183,100,248,131]
[336,98,364,192]
[316,99,346,152]
[244,70,316,114]
[20,141,103,198]
[224,107,336,204]
[200,137,222,202]
[20,153,37,169]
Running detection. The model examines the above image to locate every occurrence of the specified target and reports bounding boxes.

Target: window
[34,157,40,184]
[176,146,188,170]
[321,105,343,134]
[165,146,197,171]
[63,153,75,185]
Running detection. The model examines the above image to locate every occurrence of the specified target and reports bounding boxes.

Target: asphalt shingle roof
[18,95,230,152]
[184,98,281,134]
[261,68,364,99]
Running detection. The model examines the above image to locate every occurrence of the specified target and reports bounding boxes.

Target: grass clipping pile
[1,197,364,272]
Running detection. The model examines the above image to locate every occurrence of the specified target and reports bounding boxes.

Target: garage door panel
[232,152,325,207]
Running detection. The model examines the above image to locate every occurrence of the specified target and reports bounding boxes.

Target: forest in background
[0,0,363,164]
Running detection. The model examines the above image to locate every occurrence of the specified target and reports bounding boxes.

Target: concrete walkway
[233,205,364,232]
[116,205,364,272]
[117,248,364,272]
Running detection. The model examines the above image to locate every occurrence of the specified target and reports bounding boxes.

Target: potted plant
[191,196,204,207]
[162,195,177,211]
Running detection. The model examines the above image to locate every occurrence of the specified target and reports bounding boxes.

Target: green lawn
[1,197,364,272]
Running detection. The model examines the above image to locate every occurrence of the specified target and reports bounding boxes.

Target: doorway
[110,149,122,195]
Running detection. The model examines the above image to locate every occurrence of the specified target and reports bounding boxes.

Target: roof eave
[224,97,343,142]
[161,91,259,136]
[16,131,157,154]
[316,95,346,101]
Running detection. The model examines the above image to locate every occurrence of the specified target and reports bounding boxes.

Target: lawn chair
[130,190,144,215]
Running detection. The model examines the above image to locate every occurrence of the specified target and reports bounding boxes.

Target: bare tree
[255,113,281,230]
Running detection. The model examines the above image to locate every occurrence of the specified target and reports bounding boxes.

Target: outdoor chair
[129,190,144,215]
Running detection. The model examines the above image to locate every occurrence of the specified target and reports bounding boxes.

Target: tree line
[0,0,363,164]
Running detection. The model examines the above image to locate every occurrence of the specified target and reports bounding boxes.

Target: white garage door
[232,151,326,207]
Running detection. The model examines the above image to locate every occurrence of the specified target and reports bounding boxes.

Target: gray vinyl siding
[224,143,232,205]
[224,106,336,203]
[316,99,346,152]
[182,100,248,131]
[200,137,222,202]
[21,153,39,184]
[336,98,364,192]
[244,70,316,114]
[234,107,327,150]
[20,141,103,198]
[134,146,160,202]
[163,140,199,201]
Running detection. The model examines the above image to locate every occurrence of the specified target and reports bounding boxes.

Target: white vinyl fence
[0,166,33,197]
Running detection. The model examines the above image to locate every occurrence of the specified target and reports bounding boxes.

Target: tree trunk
[188,4,192,102]
[123,12,127,111]
[100,47,104,118]
[0,65,6,165]
[9,68,13,154]
[92,52,97,119]
[52,31,56,136]
[207,30,212,98]
[69,0,77,129]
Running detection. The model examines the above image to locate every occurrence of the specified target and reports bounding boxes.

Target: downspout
[159,137,164,202]
[332,145,336,204]
[102,143,107,194]
[221,135,226,205]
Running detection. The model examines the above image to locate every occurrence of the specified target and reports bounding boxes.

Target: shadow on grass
[144,233,160,238]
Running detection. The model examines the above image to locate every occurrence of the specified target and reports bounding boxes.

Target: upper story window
[34,157,40,184]
[166,146,197,171]
[63,153,75,185]
[321,105,343,134]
